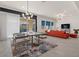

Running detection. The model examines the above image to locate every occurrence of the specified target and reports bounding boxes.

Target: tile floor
[40,36,79,57]
[0,36,79,57]
[0,39,12,57]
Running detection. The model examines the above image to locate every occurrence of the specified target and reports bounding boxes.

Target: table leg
[36,35,40,44]
[31,36,33,47]
[38,36,40,44]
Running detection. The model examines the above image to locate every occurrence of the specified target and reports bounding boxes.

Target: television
[61,24,70,29]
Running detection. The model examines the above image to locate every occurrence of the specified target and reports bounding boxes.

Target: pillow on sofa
[45,29,51,33]
[47,29,51,32]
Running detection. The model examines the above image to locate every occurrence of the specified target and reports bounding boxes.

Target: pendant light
[21,0,33,19]
[26,0,33,19]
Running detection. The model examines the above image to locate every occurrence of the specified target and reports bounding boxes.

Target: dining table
[13,32,47,47]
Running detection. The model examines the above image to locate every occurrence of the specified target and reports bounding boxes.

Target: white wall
[0,11,20,40]
[0,12,7,40]
[6,13,20,38]
[54,2,79,33]
[56,16,79,33]
[57,18,79,33]
[37,15,56,32]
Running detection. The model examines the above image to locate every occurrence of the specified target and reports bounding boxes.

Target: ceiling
[0,1,79,18]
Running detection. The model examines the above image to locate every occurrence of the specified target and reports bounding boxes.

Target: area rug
[11,40,58,57]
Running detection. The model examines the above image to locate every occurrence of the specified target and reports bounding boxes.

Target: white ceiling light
[56,10,66,20]
[22,13,26,19]
[56,13,64,19]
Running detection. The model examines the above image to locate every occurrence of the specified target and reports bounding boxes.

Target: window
[46,21,50,26]
[41,21,45,26]
[51,22,53,26]
[41,20,54,29]
[41,21,45,29]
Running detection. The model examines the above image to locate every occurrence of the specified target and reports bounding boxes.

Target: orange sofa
[46,30,69,39]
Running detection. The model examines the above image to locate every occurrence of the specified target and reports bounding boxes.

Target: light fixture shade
[22,13,26,19]
[26,1,34,19]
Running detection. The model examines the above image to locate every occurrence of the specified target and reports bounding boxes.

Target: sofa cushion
[70,34,77,38]
[47,30,69,39]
